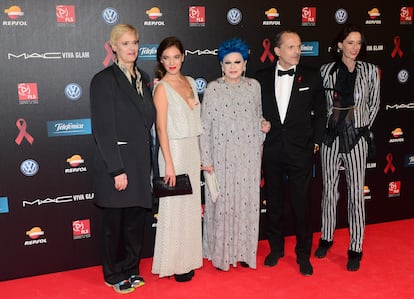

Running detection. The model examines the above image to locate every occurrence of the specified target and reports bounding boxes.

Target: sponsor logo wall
[0,0,413,281]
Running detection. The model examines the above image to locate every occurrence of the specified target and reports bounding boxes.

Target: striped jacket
[320,61,380,129]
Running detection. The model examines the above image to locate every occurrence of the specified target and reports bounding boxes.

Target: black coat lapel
[268,67,281,122]
[284,65,301,121]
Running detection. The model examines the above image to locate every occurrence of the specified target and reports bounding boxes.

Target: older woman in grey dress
[200,38,270,271]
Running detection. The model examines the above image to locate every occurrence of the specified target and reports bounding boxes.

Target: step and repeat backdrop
[0,0,413,281]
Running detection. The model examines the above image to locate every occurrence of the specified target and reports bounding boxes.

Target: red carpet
[1,219,414,298]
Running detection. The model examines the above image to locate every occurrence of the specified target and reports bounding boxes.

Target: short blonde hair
[109,24,138,48]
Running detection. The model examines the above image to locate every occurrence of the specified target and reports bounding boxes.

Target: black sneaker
[129,275,145,288]
[105,280,135,294]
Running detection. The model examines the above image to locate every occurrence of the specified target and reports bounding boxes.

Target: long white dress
[200,77,265,270]
[152,76,203,277]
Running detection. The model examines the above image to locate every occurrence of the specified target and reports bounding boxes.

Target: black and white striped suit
[319,61,380,252]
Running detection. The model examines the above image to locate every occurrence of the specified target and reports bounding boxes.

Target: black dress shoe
[297,260,313,276]
[347,250,362,271]
[264,252,284,267]
[174,270,195,282]
[314,239,333,258]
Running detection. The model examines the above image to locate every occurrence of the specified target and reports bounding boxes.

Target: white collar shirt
[275,62,296,124]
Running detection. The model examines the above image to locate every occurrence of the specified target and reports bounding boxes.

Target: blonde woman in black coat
[90,24,155,294]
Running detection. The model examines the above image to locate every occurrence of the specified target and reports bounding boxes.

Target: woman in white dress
[151,36,203,282]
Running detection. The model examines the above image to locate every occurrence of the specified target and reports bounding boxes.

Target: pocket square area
[299,87,310,91]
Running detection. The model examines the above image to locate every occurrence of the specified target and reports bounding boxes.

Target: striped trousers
[320,136,368,252]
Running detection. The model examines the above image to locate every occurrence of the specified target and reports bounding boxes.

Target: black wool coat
[90,64,155,208]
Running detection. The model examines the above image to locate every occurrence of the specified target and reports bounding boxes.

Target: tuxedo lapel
[286,72,299,118]
[268,68,282,124]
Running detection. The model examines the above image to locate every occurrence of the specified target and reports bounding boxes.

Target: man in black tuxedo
[255,30,326,276]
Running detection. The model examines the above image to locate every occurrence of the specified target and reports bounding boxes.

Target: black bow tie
[278,69,295,77]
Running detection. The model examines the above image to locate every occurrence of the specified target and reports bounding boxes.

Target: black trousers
[263,155,313,261]
[101,206,147,284]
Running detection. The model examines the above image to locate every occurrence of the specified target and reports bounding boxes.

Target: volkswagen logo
[335,8,348,24]
[64,83,82,100]
[397,69,409,84]
[227,8,242,25]
[195,78,207,94]
[102,7,119,25]
[20,159,39,176]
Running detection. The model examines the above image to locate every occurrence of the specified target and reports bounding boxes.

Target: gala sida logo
[388,181,401,198]
[18,83,39,103]
[400,7,413,24]
[72,219,91,239]
[189,6,205,27]
[302,7,316,26]
[56,5,76,23]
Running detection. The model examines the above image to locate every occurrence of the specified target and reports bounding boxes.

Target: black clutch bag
[152,174,193,198]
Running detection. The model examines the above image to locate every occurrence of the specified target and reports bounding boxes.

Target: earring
[221,69,225,79]
[243,67,246,79]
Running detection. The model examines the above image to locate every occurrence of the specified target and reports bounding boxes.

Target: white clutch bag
[203,171,220,203]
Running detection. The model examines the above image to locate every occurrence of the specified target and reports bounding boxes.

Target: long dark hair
[155,36,185,79]
[330,23,367,60]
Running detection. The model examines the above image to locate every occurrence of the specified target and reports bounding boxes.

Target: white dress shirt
[275,63,296,124]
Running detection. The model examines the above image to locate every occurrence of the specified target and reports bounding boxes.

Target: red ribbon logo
[15,118,34,145]
[383,153,396,174]
[391,36,403,58]
[103,41,114,67]
[260,38,275,63]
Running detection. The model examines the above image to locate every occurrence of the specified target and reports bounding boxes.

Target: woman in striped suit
[314,24,380,271]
